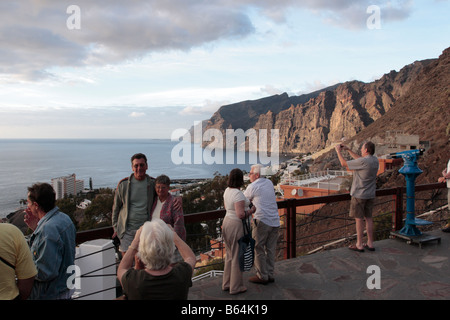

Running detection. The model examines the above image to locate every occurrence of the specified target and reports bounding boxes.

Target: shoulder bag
[238,216,255,272]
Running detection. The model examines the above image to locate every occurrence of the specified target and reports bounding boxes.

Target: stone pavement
[188,229,450,300]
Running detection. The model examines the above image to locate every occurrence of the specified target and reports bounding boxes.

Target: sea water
[0,139,286,218]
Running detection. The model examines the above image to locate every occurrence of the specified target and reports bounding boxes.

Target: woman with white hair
[117,219,195,300]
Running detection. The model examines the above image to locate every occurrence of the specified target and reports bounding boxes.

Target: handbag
[238,216,255,272]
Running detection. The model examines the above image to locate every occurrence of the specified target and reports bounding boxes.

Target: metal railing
[75,182,448,274]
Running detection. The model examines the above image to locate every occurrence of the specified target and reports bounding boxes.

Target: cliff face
[308,47,449,189]
[200,55,438,154]
[334,47,450,186]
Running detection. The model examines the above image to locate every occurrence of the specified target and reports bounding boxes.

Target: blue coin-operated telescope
[390,149,424,236]
[389,148,441,247]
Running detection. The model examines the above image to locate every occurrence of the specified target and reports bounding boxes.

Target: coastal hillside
[312,46,450,186]
[195,48,448,156]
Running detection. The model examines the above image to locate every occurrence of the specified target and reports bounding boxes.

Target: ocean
[0,139,287,218]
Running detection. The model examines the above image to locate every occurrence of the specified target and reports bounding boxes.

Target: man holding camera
[335,141,379,252]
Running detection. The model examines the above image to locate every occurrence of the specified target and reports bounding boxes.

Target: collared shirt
[347,155,379,199]
[28,207,76,300]
[150,193,186,241]
[0,224,37,300]
[244,178,280,227]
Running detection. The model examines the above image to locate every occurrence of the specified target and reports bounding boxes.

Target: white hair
[251,164,262,175]
[137,220,175,271]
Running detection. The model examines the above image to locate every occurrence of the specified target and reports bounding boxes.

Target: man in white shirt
[438,159,450,232]
[244,164,280,284]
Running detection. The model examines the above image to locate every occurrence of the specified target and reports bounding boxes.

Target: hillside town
[192,131,433,265]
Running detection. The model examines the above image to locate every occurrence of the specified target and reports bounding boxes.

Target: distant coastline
[0,139,292,219]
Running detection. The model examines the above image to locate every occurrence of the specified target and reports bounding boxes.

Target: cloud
[180,99,232,116]
[0,0,414,81]
[303,0,413,30]
[297,79,340,95]
[0,105,204,139]
[260,85,284,96]
[129,112,146,118]
[0,1,255,81]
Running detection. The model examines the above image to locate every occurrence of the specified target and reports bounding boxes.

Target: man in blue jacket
[24,183,76,299]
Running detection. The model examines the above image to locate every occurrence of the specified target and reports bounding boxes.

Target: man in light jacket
[112,153,182,256]
[112,153,156,256]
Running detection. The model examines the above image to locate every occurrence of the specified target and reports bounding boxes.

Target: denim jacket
[28,207,76,300]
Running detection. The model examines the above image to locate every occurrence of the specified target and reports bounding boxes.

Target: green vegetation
[181,172,228,215]
[55,188,114,231]
[373,212,392,241]
[181,172,228,253]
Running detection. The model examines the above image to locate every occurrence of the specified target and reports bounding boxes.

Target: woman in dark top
[117,219,196,300]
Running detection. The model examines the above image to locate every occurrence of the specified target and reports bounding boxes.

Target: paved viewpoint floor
[189,229,450,300]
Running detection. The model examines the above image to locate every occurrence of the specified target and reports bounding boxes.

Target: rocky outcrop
[198,55,437,154]
[330,47,450,186]
[2,209,28,234]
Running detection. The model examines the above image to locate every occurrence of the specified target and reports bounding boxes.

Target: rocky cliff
[312,46,450,186]
[198,54,438,154]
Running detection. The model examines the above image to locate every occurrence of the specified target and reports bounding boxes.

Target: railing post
[289,201,297,259]
[284,199,296,260]
[284,206,290,260]
[393,187,404,231]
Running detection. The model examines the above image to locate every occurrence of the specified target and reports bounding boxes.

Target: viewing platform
[72,182,448,301]
[189,228,450,300]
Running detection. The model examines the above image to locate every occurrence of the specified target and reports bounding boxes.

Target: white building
[77,199,92,209]
[51,173,84,200]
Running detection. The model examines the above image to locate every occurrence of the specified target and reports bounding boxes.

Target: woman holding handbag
[222,168,256,295]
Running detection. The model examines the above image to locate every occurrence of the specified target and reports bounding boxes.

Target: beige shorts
[350,197,375,219]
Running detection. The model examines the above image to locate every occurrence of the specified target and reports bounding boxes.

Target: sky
[0,0,448,140]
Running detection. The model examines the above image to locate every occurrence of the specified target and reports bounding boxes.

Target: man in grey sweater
[335,141,379,252]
